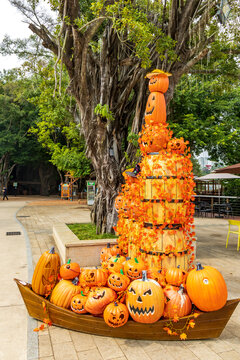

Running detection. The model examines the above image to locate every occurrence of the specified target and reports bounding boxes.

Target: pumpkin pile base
[15,278,240,341]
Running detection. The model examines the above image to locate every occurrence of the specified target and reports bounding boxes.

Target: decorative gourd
[126,270,164,323]
[32,247,60,296]
[163,284,192,319]
[100,243,112,262]
[71,292,87,314]
[124,257,147,280]
[80,268,108,287]
[60,259,80,280]
[50,277,82,309]
[144,92,166,125]
[107,269,130,292]
[107,257,124,274]
[85,287,117,315]
[103,302,129,328]
[147,70,171,93]
[186,263,228,312]
[147,267,166,287]
[165,266,187,286]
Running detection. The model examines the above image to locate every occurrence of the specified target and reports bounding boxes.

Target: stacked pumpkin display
[31,245,228,330]
[115,69,196,271]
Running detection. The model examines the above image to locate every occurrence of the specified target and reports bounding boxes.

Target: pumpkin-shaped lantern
[107,254,126,273]
[163,284,192,319]
[103,302,129,328]
[165,266,187,286]
[80,268,108,287]
[108,269,130,292]
[140,124,170,154]
[100,243,113,262]
[60,259,80,280]
[32,247,60,296]
[71,292,88,314]
[85,287,117,315]
[144,92,167,125]
[126,270,164,323]
[147,69,171,93]
[167,138,187,154]
[186,263,227,312]
[124,257,147,280]
[111,244,122,256]
[50,277,82,309]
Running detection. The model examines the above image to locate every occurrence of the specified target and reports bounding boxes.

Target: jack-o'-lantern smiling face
[126,271,164,323]
[123,258,146,280]
[84,287,117,315]
[71,293,87,314]
[103,302,129,328]
[144,92,166,125]
[107,271,130,292]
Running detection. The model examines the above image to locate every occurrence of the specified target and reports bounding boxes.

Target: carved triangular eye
[45,261,51,268]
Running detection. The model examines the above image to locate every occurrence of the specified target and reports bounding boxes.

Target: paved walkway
[1,198,240,360]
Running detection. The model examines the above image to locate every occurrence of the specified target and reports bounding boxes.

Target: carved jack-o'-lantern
[126,271,164,323]
[144,92,166,125]
[71,292,88,314]
[106,254,126,273]
[167,138,187,154]
[108,269,130,292]
[140,124,171,154]
[124,257,146,280]
[60,259,80,280]
[85,287,117,315]
[100,243,113,262]
[103,302,129,328]
[80,268,108,287]
[32,247,60,296]
[146,69,171,93]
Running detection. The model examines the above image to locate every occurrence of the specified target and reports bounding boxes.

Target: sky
[0,0,32,71]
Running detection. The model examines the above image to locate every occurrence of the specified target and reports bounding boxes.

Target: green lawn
[68,223,118,240]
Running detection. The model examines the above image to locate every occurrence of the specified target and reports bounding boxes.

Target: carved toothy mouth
[109,280,123,288]
[146,107,155,115]
[150,78,157,84]
[107,319,125,326]
[93,291,105,300]
[128,304,155,316]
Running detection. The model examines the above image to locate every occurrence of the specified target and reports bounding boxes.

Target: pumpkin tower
[116,70,196,271]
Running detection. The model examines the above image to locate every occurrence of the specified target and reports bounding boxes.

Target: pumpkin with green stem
[71,291,88,314]
[124,257,147,280]
[108,269,130,292]
[60,259,80,280]
[103,302,129,328]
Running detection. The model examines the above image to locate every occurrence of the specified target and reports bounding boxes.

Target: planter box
[53,223,117,266]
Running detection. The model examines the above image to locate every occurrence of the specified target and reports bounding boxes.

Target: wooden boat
[15,278,240,341]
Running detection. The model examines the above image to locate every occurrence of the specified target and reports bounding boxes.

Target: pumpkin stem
[120,269,124,275]
[113,258,118,262]
[72,277,79,285]
[49,247,55,254]
[114,302,118,306]
[178,284,184,294]
[126,257,131,261]
[107,243,110,248]
[116,254,120,258]
[177,265,180,269]
[196,263,204,271]
[67,259,71,264]
[80,291,86,297]
[142,270,147,281]
[134,258,139,264]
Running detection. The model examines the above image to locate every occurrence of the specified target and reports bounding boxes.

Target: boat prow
[15,278,240,341]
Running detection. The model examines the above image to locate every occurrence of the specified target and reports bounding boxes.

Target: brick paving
[15,199,240,360]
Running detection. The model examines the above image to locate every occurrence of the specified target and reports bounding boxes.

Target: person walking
[3,187,8,200]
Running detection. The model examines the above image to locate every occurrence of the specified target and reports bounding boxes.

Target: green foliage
[169,75,240,165]
[29,63,92,178]
[94,104,115,122]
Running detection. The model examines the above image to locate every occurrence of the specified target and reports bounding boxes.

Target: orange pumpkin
[71,292,88,314]
[103,302,129,327]
[50,277,82,309]
[163,284,192,319]
[148,73,169,93]
[165,266,187,286]
[100,243,112,262]
[108,269,130,292]
[110,244,122,256]
[140,125,170,154]
[186,263,227,312]
[167,138,187,154]
[32,247,60,296]
[124,257,147,280]
[114,195,124,213]
[147,267,166,287]
[80,268,108,287]
[85,287,117,315]
[60,259,80,280]
[144,92,166,125]
[126,271,164,323]
[107,257,124,274]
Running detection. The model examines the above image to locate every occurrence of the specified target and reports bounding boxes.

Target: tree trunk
[0,153,16,192]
